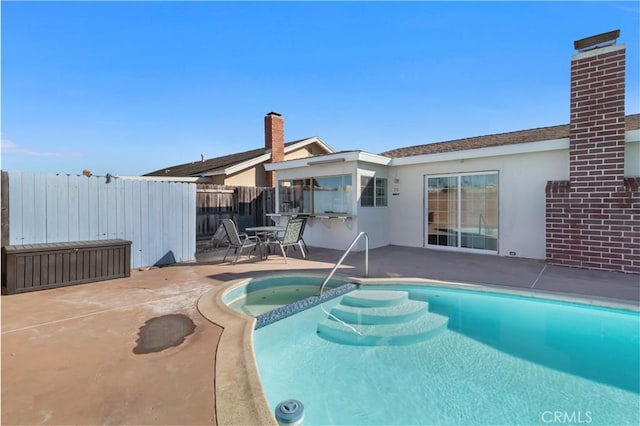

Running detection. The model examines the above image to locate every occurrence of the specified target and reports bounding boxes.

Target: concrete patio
[2,245,638,425]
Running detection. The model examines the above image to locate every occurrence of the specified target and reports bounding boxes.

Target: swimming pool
[252,281,639,425]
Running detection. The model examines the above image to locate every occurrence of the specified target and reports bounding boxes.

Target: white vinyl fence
[6,172,196,268]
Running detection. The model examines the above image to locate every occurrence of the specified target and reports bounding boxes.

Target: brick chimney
[546,30,639,274]
[265,112,284,187]
[569,30,625,188]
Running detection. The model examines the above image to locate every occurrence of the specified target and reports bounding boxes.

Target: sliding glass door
[426,172,498,252]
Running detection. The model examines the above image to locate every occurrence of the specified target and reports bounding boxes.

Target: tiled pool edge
[255,283,358,329]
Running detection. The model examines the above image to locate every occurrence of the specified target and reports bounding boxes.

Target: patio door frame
[424,171,499,254]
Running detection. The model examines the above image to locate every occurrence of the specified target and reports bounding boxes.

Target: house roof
[145,137,330,177]
[381,113,640,158]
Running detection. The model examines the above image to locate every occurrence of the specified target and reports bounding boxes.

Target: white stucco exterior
[389,145,568,259]
[265,133,640,259]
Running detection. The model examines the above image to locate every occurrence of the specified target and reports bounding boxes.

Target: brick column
[545,34,639,274]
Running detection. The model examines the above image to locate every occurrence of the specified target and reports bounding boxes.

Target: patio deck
[2,245,638,425]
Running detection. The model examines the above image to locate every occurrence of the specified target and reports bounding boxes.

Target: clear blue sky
[2,1,639,176]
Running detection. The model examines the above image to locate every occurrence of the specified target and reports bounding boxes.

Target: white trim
[358,152,392,165]
[200,137,334,177]
[284,136,334,155]
[266,151,391,171]
[199,168,226,177]
[264,129,639,172]
[307,157,346,165]
[626,129,640,142]
[199,153,272,177]
[224,153,271,175]
[391,138,569,166]
[266,153,351,170]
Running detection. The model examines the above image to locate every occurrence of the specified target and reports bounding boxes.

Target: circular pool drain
[275,399,304,425]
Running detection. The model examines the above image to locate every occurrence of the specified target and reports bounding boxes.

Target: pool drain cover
[275,399,304,425]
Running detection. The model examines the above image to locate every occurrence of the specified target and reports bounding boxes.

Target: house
[145,112,334,187]
[265,30,640,274]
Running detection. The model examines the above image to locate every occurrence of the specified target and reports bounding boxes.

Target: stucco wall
[389,148,569,259]
[625,139,639,176]
[284,147,314,161]
[268,139,638,260]
[224,167,259,186]
[356,163,390,249]
[222,145,323,187]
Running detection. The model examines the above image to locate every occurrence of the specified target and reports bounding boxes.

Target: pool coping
[197,273,358,425]
[197,277,276,426]
[197,275,639,425]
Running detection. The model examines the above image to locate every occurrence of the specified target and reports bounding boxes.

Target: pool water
[224,275,351,317]
[228,286,321,316]
[253,285,639,425]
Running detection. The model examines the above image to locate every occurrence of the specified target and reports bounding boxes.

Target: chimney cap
[574,29,620,52]
[266,111,282,117]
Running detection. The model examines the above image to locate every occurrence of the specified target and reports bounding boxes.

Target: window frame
[278,174,353,215]
[360,175,388,208]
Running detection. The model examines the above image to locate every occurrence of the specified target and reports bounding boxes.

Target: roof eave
[283,136,335,155]
[265,151,391,171]
[198,137,334,177]
[389,128,640,166]
[389,138,569,166]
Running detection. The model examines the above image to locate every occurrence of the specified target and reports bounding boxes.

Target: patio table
[245,226,286,241]
[245,226,286,257]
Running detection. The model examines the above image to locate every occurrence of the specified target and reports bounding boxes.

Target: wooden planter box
[2,239,131,295]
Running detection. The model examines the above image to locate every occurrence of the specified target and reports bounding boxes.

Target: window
[361,177,374,207]
[278,179,311,214]
[425,172,498,252]
[375,178,387,207]
[361,176,387,207]
[279,175,352,214]
[314,175,352,214]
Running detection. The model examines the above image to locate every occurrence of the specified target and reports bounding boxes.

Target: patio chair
[268,217,307,263]
[221,218,262,264]
[211,222,228,248]
[299,217,309,254]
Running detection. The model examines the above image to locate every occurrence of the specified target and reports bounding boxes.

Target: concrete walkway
[2,246,638,425]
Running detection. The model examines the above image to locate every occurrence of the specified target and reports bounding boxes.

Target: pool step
[317,290,448,346]
[341,290,408,308]
[330,299,427,325]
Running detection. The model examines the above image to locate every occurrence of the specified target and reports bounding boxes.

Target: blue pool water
[253,284,640,425]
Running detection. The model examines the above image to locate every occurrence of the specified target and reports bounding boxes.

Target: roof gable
[145,137,331,177]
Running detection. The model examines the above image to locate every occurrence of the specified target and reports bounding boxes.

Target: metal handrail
[319,232,369,296]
